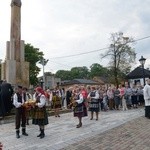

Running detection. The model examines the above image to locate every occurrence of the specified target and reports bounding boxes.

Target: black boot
[40,129,45,139]
[37,128,42,137]
[22,128,28,136]
[16,130,20,139]
[26,119,29,125]
[76,122,82,128]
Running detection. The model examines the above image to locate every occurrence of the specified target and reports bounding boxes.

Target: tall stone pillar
[1,0,29,87]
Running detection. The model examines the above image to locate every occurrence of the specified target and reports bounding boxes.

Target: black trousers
[145,106,150,118]
[15,107,26,130]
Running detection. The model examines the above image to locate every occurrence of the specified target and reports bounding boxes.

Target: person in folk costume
[13,86,28,138]
[52,87,62,117]
[22,87,32,125]
[71,87,87,128]
[81,86,88,107]
[143,79,150,119]
[32,87,49,139]
[87,86,100,121]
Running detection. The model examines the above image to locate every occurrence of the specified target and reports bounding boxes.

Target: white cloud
[0,0,150,75]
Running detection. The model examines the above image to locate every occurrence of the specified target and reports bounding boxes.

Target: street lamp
[40,78,44,89]
[39,58,49,90]
[139,56,146,86]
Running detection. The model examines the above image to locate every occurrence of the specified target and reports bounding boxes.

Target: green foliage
[89,63,109,78]
[55,70,72,80]
[55,66,89,80]
[44,72,54,76]
[55,65,111,81]
[70,66,89,79]
[25,43,44,86]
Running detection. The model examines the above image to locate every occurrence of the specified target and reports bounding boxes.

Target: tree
[25,43,44,86]
[89,63,108,78]
[55,70,72,80]
[44,72,54,76]
[102,32,136,87]
[55,66,89,80]
[70,66,89,79]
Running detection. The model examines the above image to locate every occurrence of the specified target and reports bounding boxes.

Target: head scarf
[36,87,45,95]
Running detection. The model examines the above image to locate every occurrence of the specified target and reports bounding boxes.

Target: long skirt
[88,99,100,112]
[32,107,49,126]
[52,96,61,109]
[145,106,150,119]
[74,103,87,118]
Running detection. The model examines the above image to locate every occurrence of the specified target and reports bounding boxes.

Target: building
[61,79,100,89]
[126,66,150,86]
[39,75,61,89]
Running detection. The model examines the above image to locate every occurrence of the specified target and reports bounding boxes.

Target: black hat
[22,87,28,91]
[18,85,23,89]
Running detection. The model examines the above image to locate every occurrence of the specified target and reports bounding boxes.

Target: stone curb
[0,108,72,124]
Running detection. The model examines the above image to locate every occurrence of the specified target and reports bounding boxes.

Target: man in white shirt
[143,79,150,119]
[13,86,28,138]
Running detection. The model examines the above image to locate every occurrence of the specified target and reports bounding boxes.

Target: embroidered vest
[16,93,22,103]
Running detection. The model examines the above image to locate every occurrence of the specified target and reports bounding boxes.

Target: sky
[0,0,150,76]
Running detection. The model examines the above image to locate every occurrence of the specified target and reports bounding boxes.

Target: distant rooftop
[126,66,150,79]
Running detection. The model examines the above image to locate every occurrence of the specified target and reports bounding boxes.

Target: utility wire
[49,47,109,59]
[37,35,150,70]
[133,35,150,42]
[49,35,150,59]
[47,60,72,68]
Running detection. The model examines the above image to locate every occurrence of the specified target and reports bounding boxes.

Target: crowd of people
[44,82,145,113]
[1,79,150,140]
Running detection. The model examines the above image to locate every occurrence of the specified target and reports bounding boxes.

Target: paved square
[0,108,145,150]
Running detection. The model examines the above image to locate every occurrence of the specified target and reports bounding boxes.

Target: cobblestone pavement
[0,108,146,150]
[61,116,150,150]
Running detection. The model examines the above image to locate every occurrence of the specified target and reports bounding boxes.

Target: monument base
[1,60,29,87]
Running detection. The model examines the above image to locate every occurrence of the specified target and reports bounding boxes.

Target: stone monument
[1,0,29,87]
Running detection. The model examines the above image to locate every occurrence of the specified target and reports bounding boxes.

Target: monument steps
[0,108,72,124]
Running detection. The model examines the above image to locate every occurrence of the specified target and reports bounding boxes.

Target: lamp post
[40,78,44,89]
[39,58,49,90]
[139,56,146,86]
